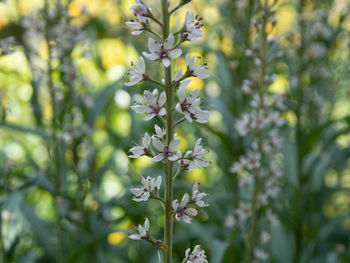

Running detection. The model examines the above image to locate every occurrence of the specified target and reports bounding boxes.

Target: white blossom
[177,11,204,42]
[266,209,279,225]
[184,245,208,263]
[242,79,253,95]
[128,217,150,240]
[173,193,197,223]
[250,94,268,108]
[184,139,209,170]
[224,214,236,228]
[143,34,182,67]
[236,201,252,220]
[266,111,284,127]
[191,182,209,207]
[176,150,191,170]
[175,89,209,123]
[126,15,150,35]
[174,68,192,88]
[130,0,150,18]
[236,113,251,136]
[125,57,146,86]
[152,136,180,162]
[185,54,209,79]
[130,176,162,202]
[152,124,167,142]
[246,151,261,170]
[265,179,279,199]
[260,231,271,244]
[251,110,267,130]
[129,132,151,158]
[230,156,248,173]
[239,175,253,188]
[254,248,269,261]
[131,89,166,120]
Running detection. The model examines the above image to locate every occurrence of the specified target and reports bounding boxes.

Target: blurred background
[0,0,350,262]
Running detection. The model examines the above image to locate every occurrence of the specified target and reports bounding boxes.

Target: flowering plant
[229,0,286,262]
[125,0,210,262]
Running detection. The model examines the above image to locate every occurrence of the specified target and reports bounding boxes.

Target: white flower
[273,93,287,110]
[184,245,208,263]
[125,57,146,86]
[242,79,253,95]
[152,137,180,162]
[178,11,204,42]
[270,161,283,178]
[224,214,236,228]
[130,176,162,202]
[184,139,209,170]
[126,15,150,35]
[130,0,150,18]
[152,124,167,142]
[251,110,267,130]
[185,54,209,79]
[175,89,209,123]
[129,132,151,158]
[265,179,279,199]
[236,113,250,136]
[173,193,197,223]
[131,89,166,120]
[174,68,192,88]
[250,94,268,108]
[143,34,182,67]
[260,231,271,244]
[230,156,248,173]
[236,201,252,220]
[266,209,279,225]
[238,175,252,188]
[254,248,269,261]
[246,151,261,170]
[267,111,284,127]
[128,217,150,240]
[191,182,209,207]
[176,150,191,170]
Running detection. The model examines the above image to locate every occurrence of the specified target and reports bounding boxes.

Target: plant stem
[161,0,174,262]
[0,216,7,263]
[246,1,268,262]
[294,0,306,262]
[44,2,63,262]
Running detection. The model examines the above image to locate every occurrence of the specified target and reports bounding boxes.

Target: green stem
[44,2,64,262]
[0,217,7,263]
[174,117,186,127]
[152,195,166,206]
[170,4,182,15]
[146,77,164,87]
[246,1,268,262]
[145,28,162,39]
[172,168,182,181]
[294,0,306,262]
[161,0,174,262]
[149,12,164,27]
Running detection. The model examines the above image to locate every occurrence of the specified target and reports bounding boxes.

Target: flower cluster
[125,0,210,260]
[183,245,208,263]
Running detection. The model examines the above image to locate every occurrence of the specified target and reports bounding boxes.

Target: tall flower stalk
[126,0,210,262]
[230,0,286,262]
